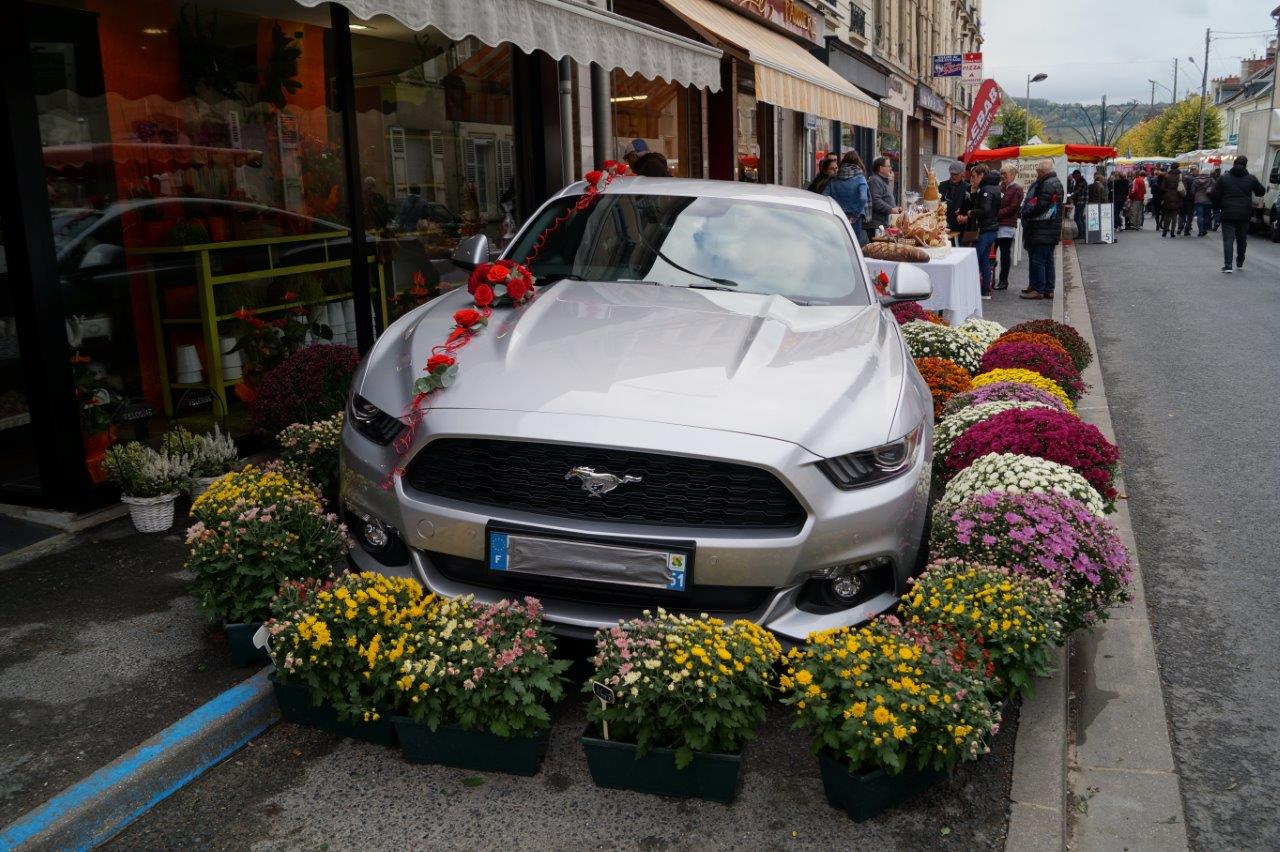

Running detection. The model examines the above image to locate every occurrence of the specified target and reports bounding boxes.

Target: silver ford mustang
[340,177,935,643]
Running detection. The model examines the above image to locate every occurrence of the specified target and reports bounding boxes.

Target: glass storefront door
[0,216,42,495]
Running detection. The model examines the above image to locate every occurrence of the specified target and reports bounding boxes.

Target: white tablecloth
[867,247,982,323]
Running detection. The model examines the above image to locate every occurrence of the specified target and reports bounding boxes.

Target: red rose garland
[384,162,630,485]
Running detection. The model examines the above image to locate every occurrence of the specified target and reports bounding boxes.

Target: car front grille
[404,438,806,531]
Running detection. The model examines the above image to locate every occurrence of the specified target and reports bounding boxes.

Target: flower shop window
[27,0,360,465]
[351,26,518,323]
[610,69,693,177]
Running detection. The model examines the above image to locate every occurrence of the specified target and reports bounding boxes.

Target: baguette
[861,241,930,263]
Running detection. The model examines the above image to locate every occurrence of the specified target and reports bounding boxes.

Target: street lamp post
[1188,34,1210,150]
[1025,72,1047,143]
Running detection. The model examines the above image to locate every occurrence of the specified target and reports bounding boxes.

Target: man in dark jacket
[1111,171,1129,233]
[941,162,970,232]
[1214,155,1266,273]
[1178,167,1196,235]
[1020,160,1064,300]
[957,164,1002,298]
[1068,169,1087,242]
[1160,165,1185,238]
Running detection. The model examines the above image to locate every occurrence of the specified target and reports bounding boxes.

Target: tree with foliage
[1115,117,1161,157]
[989,105,1047,148]
[1159,96,1223,154]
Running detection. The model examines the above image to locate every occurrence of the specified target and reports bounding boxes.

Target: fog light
[362,521,390,550]
[829,570,865,603]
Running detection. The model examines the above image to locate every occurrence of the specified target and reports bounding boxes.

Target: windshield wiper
[685,282,739,292]
[538,272,584,284]
[633,229,740,289]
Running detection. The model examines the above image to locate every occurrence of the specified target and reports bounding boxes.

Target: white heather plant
[933,401,1060,470]
[189,426,240,479]
[939,452,1106,517]
[956,318,1007,349]
[102,442,192,498]
[899,321,985,374]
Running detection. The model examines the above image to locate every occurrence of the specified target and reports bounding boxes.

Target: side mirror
[450,234,489,270]
[880,263,932,303]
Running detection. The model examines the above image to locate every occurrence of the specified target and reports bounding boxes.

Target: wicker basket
[121,493,179,533]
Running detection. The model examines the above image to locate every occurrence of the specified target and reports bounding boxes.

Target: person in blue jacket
[822,151,870,245]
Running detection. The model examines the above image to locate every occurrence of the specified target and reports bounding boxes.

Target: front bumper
[342,408,931,644]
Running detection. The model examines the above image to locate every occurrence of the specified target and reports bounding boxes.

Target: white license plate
[487,530,688,592]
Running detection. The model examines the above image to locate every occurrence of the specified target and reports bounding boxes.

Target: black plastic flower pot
[268,672,396,747]
[580,727,744,804]
[391,716,550,776]
[223,621,271,667]
[818,752,949,822]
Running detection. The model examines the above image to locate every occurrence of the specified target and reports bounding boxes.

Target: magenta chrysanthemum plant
[943,380,1070,416]
[932,401,1059,474]
[930,491,1132,631]
[944,408,1119,504]
[979,342,1085,402]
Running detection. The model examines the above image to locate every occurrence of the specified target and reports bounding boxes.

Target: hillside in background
[1015,96,1172,146]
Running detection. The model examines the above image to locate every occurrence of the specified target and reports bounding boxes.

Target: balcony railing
[850,5,866,37]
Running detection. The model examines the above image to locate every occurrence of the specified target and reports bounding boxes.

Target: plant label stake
[252,624,269,650]
[592,681,616,740]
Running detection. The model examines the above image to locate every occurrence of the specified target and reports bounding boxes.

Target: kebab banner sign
[964,79,1002,158]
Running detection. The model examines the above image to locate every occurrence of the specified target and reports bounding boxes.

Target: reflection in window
[610,69,690,176]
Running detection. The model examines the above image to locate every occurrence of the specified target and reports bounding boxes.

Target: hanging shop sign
[726,0,822,44]
[962,52,983,83]
[931,54,962,78]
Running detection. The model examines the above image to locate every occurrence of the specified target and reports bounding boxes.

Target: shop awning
[965,144,1117,164]
[657,0,878,127]
[294,0,723,91]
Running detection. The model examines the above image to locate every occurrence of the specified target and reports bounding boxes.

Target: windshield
[507,193,870,305]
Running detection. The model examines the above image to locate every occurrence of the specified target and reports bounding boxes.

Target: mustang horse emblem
[565,466,642,497]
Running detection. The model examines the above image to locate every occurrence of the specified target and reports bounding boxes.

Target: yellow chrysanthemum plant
[781,616,997,777]
[585,609,783,768]
[267,572,437,723]
[905,559,1065,699]
[968,368,1074,411]
[391,594,571,739]
[186,464,347,625]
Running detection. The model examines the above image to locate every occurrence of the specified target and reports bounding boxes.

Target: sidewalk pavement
[0,515,252,827]
[998,243,1189,852]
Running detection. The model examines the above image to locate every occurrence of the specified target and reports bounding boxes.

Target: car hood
[361,281,912,458]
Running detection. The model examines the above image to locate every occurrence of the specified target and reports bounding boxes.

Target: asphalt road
[1076,224,1280,849]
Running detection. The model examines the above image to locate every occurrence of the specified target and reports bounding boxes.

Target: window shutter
[496,138,514,200]
[389,126,408,195]
[463,137,478,188]
[429,131,446,201]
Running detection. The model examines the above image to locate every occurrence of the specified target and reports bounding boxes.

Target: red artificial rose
[426,353,455,373]
[494,258,514,269]
[446,326,468,345]
[467,266,488,294]
[453,308,482,328]
[472,284,494,307]
[485,263,509,283]
[584,170,604,186]
[506,276,530,300]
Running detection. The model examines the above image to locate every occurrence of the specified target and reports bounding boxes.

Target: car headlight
[817,424,924,490]
[348,394,404,445]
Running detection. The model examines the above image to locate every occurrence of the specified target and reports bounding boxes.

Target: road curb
[1004,244,1189,851]
[0,668,278,851]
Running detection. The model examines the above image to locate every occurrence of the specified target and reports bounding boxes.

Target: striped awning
[295,0,723,91]
[657,0,878,128]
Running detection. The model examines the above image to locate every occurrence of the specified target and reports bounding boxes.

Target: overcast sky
[980,0,1276,106]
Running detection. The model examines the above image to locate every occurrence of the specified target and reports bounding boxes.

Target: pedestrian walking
[1020,159,1063,301]
[821,151,870,245]
[995,164,1024,290]
[632,151,673,177]
[1160,165,1185,238]
[957,163,1002,299]
[1192,167,1214,237]
[867,156,900,233]
[1178,168,1196,235]
[1087,172,1106,204]
[1128,171,1146,229]
[1068,169,1087,241]
[1112,171,1129,233]
[806,155,838,194]
[1147,169,1163,221]
[1212,155,1265,273]
[1209,167,1222,231]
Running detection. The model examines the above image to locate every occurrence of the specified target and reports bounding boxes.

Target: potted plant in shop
[187,465,346,666]
[101,442,192,533]
[580,610,781,803]
[72,353,121,485]
[264,572,433,746]
[386,595,570,775]
[781,618,997,822]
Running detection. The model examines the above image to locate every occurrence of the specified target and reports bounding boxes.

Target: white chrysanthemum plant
[933,401,1063,465]
[939,452,1106,517]
[899,320,985,374]
[956,318,1007,349]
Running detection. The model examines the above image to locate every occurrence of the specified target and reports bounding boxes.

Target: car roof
[554,176,842,214]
